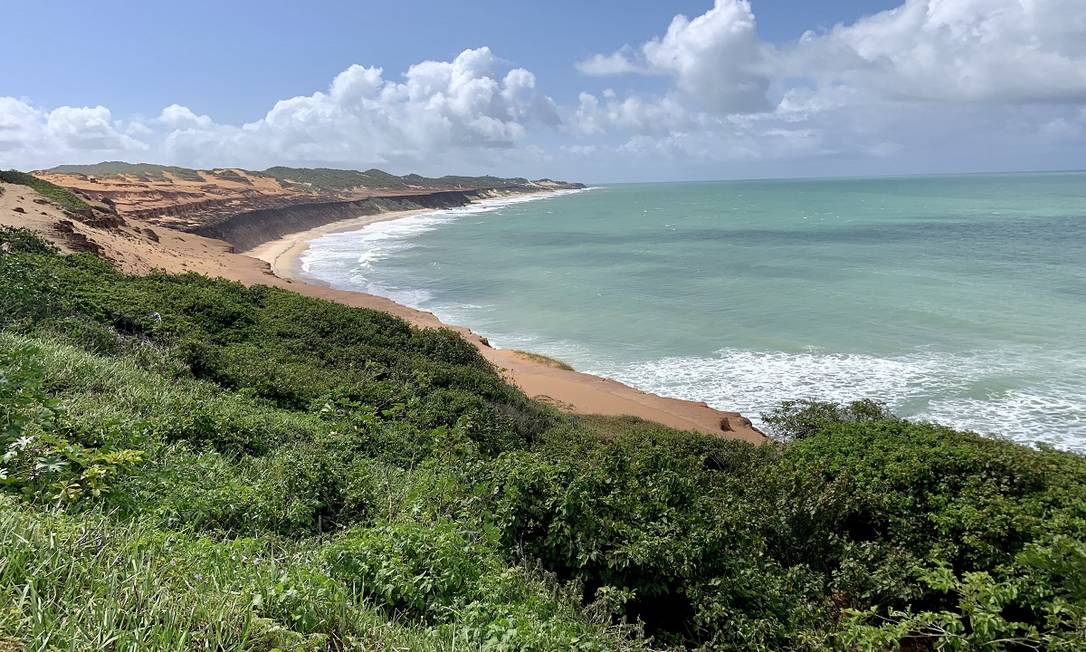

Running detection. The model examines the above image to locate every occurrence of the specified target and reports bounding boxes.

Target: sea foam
[298,176,1086,451]
[587,347,1086,450]
[301,188,592,307]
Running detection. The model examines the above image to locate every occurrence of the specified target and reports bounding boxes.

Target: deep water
[301,173,1086,450]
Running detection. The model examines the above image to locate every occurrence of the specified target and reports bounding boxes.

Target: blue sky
[2,1,1084,182]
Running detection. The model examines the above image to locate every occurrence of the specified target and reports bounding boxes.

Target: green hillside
[46,161,207,182]
[261,166,532,192]
[0,169,92,212]
[1,227,1084,650]
[42,162,543,194]
[261,166,409,191]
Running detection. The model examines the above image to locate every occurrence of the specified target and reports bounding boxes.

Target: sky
[2,0,1085,182]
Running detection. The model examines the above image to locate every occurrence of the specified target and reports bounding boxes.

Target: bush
[0,341,142,503]
[0,227,59,255]
[1,235,1084,650]
[0,170,92,212]
[761,398,895,440]
[325,522,487,621]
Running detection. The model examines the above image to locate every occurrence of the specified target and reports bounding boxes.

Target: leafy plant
[761,398,895,440]
[0,230,1083,650]
[0,342,142,503]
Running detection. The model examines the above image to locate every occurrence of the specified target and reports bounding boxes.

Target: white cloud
[158,104,213,129]
[579,0,1086,116]
[2,4,1085,178]
[0,98,45,154]
[0,99,147,167]
[576,47,647,76]
[162,47,560,168]
[791,0,1086,104]
[45,106,145,152]
[577,0,772,114]
[640,0,770,113]
[569,0,1086,172]
[0,47,560,171]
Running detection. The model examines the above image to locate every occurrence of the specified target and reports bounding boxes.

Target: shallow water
[301,173,1086,450]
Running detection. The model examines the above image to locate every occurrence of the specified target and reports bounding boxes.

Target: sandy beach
[244,207,434,280]
[1,181,764,442]
[235,194,764,442]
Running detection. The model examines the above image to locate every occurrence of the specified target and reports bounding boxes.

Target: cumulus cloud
[2,4,1085,177]
[0,99,147,167]
[573,91,699,136]
[158,104,213,129]
[0,47,560,171]
[176,47,560,168]
[580,0,1086,115]
[0,98,45,154]
[577,0,772,114]
[640,0,770,113]
[791,0,1086,104]
[569,0,1086,172]
[576,47,647,76]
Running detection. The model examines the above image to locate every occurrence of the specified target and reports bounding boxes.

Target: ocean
[300,173,1086,450]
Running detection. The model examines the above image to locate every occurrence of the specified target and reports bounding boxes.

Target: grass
[261,167,532,192]
[1,225,1085,650]
[0,170,92,213]
[510,349,574,370]
[0,495,562,651]
[45,162,205,183]
[39,162,541,193]
[0,330,641,650]
[262,167,401,191]
[210,168,252,184]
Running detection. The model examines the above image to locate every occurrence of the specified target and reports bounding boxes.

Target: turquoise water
[301,173,1086,449]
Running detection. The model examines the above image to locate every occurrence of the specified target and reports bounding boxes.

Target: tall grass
[0,496,539,651]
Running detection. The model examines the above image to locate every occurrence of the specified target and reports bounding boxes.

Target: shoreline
[239,190,766,442]
[1,179,763,442]
[244,206,434,281]
[243,189,577,282]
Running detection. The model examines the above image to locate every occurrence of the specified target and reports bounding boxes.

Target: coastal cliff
[0,171,758,442]
[32,163,584,242]
[192,189,489,251]
[5,169,1083,651]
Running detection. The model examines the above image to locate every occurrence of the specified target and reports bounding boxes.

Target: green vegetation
[1,226,1085,650]
[261,166,530,193]
[511,349,575,370]
[45,161,206,182]
[41,161,541,194]
[211,168,252,184]
[0,170,92,213]
[262,166,404,191]
[438,174,530,188]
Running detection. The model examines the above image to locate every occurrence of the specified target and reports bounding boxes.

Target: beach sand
[239,200,765,442]
[244,208,434,279]
[1,182,765,443]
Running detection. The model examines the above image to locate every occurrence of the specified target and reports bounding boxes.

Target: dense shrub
[0,226,59,255]
[1,228,1084,650]
[760,398,894,440]
[0,339,143,503]
[325,522,488,620]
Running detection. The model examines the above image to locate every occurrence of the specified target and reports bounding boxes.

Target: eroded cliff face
[194,189,489,251]
[33,166,584,250]
[33,169,300,231]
